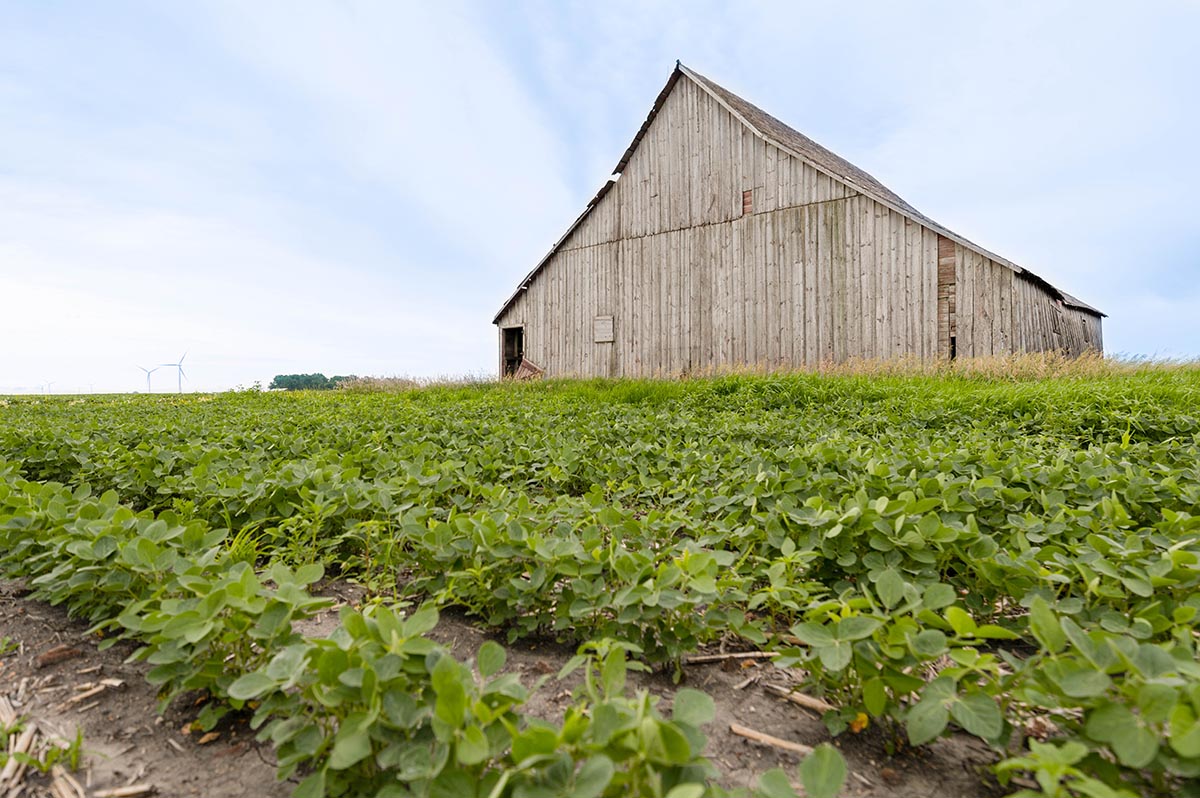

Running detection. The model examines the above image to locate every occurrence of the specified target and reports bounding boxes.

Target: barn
[494,62,1104,378]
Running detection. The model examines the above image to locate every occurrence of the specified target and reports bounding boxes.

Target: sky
[1,1,1198,393]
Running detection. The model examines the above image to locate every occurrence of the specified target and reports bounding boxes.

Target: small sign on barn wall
[593,315,614,343]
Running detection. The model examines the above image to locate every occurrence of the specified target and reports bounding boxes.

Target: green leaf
[672,688,716,727]
[757,769,798,798]
[404,604,440,637]
[476,641,505,679]
[907,693,950,746]
[863,678,887,717]
[922,583,957,610]
[556,654,588,681]
[974,624,1020,640]
[944,607,977,637]
[511,726,559,763]
[432,656,468,728]
[1136,683,1177,723]
[227,671,276,700]
[573,755,615,798]
[1111,724,1158,768]
[950,692,1003,741]
[910,629,948,658]
[790,622,835,647]
[665,786,706,798]
[876,569,905,609]
[1086,703,1134,743]
[835,616,880,641]
[1053,663,1112,698]
[1169,704,1200,758]
[1120,576,1153,597]
[601,648,626,697]
[456,724,489,766]
[294,562,325,586]
[799,743,847,798]
[429,769,476,798]
[653,719,695,765]
[329,724,373,770]
[1028,596,1066,653]
[817,641,852,672]
[293,770,326,798]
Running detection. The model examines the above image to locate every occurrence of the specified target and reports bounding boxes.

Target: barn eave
[493,179,616,325]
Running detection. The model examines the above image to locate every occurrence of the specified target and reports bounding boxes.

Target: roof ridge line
[494,63,1103,323]
[675,64,1102,316]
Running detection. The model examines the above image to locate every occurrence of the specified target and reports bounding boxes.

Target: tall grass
[338,353,1199,394]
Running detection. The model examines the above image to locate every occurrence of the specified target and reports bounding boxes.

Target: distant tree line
[268,374,356,391]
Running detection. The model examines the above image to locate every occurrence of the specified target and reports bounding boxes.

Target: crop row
[3,371,1200,795]
[0,464,853,798]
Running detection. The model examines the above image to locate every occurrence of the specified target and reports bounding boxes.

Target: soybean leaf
[329,723,373,770]
[863,678,887,717]
[477,640,506,679]
[573,755,615,798]
[672,688,716,727]
[757,768,797,798]
[1111,725,1158,768]
[1086,703,1134,743]
[456,725,489,766]
[944,607,977,637]
[227,671,276,700]
[907,694,950,746]
[1169,704,1200,758]
[922,583,957,610]
[799,743,847,798]
[876,569,905,609]
[950,692,1003,741]
[836,616,880,641]
[1028,596,1066,653]
[665,786,706,798]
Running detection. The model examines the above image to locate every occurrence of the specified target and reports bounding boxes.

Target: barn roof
[495,62,1103,324]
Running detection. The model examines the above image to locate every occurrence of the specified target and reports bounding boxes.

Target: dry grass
[337,353,1199,392]
[671,351,1200,382]
[337,373,493,393]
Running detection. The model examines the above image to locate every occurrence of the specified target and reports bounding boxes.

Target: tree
[268,373,356,391]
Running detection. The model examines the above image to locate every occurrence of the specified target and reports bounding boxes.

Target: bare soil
[1,579,1001,797]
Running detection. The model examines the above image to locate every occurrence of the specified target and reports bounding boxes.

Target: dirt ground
[1,579,1002,797]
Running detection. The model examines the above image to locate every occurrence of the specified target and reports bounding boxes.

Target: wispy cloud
[1,1,1197,394]
[1,1,582,391]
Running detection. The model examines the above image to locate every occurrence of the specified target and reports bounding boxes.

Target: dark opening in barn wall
[502,327,524,377]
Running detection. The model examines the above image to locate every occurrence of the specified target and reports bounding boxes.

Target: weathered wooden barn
[494,63,1104,378]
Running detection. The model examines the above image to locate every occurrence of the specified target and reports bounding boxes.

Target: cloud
[0,180,484,392]
[2,0,1197,396]
[186,1,579,274]
[1,1,590,391]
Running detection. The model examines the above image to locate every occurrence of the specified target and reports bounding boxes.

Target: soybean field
[2,365,1199,798]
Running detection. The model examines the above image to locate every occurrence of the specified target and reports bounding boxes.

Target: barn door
[502,327,524,377]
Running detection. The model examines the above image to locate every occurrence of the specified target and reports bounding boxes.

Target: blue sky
[2,1,1197,392]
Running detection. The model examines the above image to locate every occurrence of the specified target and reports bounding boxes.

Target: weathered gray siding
[496,73,1102,377]
[952,246,1102,358]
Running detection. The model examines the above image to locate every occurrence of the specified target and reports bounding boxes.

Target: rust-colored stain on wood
[742,189,753,216]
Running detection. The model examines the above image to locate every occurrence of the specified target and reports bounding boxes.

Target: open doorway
[502,326,524,377]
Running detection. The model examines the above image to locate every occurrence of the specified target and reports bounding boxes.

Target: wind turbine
[137,366,159,393]
[159,352,187,393]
